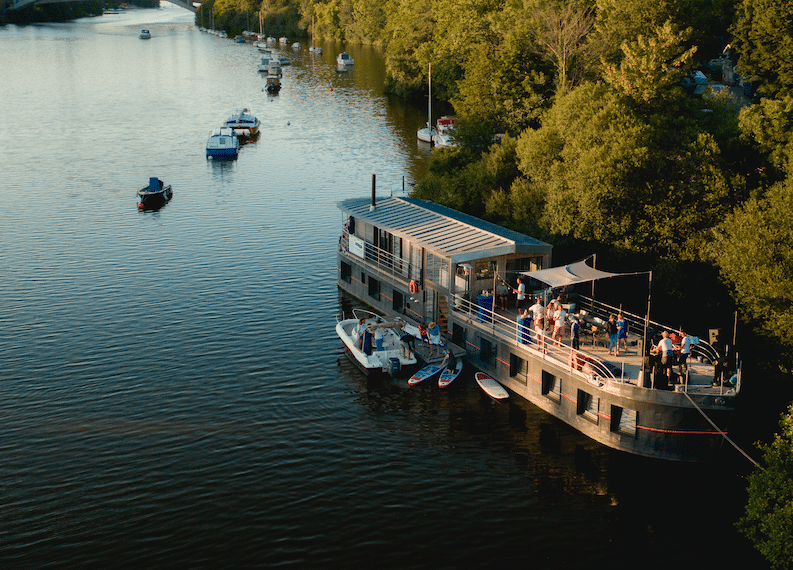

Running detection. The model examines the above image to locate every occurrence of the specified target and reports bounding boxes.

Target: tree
[530,0,596,94]
[589,0,674,66]
[738,94,793,176]
[602,20,696,109]
[737,403,793,569]
[731,0,793,98]
[712,175,793,349]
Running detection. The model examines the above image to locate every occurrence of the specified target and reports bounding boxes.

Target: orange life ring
[409,280,418,294]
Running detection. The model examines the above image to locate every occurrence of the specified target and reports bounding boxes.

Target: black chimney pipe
[371,174,376,207]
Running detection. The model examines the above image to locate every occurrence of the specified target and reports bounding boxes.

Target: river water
[0,5,765,569]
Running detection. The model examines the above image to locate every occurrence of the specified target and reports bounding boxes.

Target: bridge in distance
[7,0,198,12]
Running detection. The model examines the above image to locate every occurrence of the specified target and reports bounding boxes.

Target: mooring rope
[683,391,762,469]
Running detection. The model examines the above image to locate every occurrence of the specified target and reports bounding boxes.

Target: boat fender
[409,280,418,294]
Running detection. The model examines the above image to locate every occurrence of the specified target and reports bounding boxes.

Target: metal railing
[575,295,720,363]
[450,294,618,383]
[339,229,417,284]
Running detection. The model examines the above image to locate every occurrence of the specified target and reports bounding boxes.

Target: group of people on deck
[650,329,694,387]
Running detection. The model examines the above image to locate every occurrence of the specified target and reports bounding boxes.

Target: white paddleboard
[475,372,509,400]
[438,359,464,388]
[408,364,443,386]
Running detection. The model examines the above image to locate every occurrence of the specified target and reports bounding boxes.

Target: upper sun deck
[338,196,552,263]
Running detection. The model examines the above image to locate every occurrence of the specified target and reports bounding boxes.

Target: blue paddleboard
[408,364,443,387]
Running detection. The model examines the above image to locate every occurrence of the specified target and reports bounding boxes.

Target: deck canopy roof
[338,196,552,264]
[521,258,644,287]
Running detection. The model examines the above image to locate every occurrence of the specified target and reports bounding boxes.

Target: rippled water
[0,6,764,569]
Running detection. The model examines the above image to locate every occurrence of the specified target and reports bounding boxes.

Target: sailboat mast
[428,63,432,145]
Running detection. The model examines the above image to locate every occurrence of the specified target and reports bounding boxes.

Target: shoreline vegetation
[4,1,793,564]
[1,0,159,24]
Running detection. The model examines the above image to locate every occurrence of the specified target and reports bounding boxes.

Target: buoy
[409,280,418,294]
[137,202,144,210]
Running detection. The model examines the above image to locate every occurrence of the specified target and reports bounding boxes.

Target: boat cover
[521,258,642,287]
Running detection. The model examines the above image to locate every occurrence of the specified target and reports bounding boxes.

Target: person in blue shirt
[428,321,441,356]
[616,313,628,355]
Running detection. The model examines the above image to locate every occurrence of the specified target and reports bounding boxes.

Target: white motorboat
[206,127,239,159]
[309,46,323,54]
[434,116,459,148]
[222,108,260,138]
[336,309,418,376]
[291,42,301,49]
[139,30,151,39]
[257,54,272,72]
[337,52,354,66]
[279,37,289,44]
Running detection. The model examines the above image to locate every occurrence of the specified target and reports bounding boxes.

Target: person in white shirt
[652,331,675,386]
[516,278,526,309]
[552,306,567,343]
[677,329,693,378]
[529,298,544,330]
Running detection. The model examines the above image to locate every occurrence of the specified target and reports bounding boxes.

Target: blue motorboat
[206,127,239,159]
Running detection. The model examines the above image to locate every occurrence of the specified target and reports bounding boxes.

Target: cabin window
[368,276,380,300]
[340,261,352,283]
[510,353,528,385]
[577,390,599,423]
[393,289,404,312]
[542,370,561,402]
[451,323,465,347]
[220,138,227,146]
[480,337,494,364]
[610,405,637,437]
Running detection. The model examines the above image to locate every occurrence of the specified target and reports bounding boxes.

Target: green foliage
[732,0,793,98]
[529,0,596,94]
[382,0,435,97]
[712,176,793,348]
[590,0,674,66]
[737,403,793,569]
[739,95,793,176]
[602,20,696,109]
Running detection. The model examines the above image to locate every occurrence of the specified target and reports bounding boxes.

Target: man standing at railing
[570,315,580,350]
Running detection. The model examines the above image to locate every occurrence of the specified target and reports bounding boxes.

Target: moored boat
[265,74,281,93]
[337,309,419,376]
[137,177,172,210]
[206,127,239,159]
[222,108,260,138]
[434,116,459,148]
[337,52,354,66]
[139,30,151,39]
[336,192,743,463]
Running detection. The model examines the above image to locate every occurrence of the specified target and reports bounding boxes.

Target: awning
[521,258,640,288]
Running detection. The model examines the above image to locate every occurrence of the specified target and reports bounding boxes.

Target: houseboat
[336,189,741,463]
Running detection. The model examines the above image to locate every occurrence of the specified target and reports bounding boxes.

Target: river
[0,5,764,568]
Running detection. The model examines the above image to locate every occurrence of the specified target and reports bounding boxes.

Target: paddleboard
[474,372,509,400]
[408,363,443,386]
[438,359,464,388]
